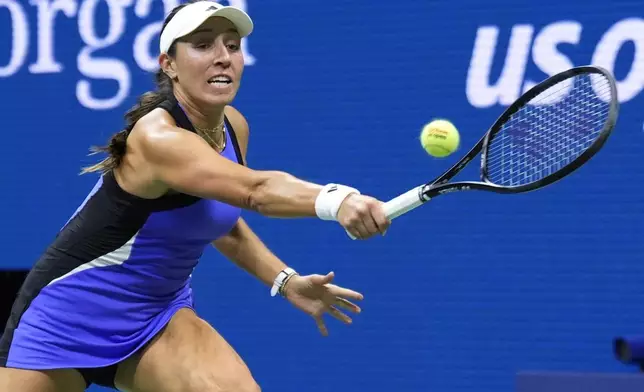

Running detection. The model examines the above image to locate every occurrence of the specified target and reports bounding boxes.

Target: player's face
[172,17,244,107]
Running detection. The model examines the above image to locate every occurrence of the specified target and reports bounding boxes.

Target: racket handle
[345,185,425,239]
[382,186,425,220]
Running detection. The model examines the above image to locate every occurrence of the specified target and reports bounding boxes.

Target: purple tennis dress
[0,97,244,388]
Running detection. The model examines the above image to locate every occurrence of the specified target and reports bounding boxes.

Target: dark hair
[82,1,199,174]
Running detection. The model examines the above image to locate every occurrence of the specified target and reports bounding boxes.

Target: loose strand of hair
[79,1,188,175]
[80,69,174,175]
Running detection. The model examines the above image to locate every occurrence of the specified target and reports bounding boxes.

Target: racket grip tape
[382,186,425,220]
[345,185,426,239]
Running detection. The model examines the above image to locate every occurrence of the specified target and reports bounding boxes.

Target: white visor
[159,1,254,54]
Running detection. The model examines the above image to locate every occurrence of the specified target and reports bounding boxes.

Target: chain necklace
[195,122,226,153]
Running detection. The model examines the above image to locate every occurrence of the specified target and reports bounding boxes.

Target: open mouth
[208,75,232,87]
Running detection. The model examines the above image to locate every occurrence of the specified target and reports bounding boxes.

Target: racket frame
[382,65,619,221]
[480,65,619,194]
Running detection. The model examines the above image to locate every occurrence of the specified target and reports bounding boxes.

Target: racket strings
[485,74,612,187]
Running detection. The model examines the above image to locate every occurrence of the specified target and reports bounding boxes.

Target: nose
[212,41,231,68]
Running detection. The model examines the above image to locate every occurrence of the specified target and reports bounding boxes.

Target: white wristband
[315,184,360,221]
[270,267,298,297]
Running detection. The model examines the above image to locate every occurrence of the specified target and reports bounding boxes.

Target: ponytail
[80,0,194,175]
[81,69,173,174]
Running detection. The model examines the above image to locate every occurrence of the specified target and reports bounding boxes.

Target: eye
[195,42,211,50]
[226,43,240,51]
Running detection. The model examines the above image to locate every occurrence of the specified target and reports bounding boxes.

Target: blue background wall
[1,0,643,391]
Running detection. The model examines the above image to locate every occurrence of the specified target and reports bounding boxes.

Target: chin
[201,93,236,108]
[206,87,239,105]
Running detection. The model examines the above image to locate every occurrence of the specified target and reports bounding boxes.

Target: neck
[173,87,225,129]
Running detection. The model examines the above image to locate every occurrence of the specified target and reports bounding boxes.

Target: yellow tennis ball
[420,119,460,158]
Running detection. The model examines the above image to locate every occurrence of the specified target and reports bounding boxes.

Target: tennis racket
[350,65,619,238]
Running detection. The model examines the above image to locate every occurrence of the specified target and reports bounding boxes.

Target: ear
[159,53,178,80]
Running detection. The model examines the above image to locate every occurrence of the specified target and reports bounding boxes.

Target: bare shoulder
[129,107,181,146]
[123,106,265,205]
[128,107,204,160]
[224,105,250,161]
[114,108,186,198]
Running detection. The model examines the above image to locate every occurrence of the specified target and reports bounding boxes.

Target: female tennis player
[0,1,390,391]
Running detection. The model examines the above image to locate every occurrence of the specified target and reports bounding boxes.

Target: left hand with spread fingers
[282,271,363,336]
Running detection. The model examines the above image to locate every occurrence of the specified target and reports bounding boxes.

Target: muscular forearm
[213,218,287,287]
[249,171,323,218]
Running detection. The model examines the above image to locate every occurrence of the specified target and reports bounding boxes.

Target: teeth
[209,76,231,83]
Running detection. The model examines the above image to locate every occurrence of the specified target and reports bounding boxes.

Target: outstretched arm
[213,217,364,336]
[132,105,390,239]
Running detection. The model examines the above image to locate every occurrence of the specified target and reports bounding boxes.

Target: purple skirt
[4,264,194,370]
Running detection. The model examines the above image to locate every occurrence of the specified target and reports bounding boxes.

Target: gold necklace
[195,123,226,152]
